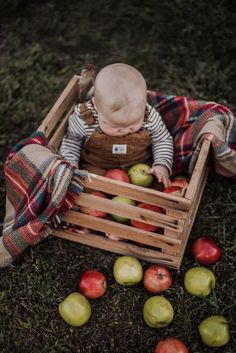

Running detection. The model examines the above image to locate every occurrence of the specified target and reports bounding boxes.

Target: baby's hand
[148,165,171,188]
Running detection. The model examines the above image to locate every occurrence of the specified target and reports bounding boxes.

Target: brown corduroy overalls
[79,103,153,174]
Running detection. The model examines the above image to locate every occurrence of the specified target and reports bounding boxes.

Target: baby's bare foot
[105,233,123,241]
[68,226,90,234]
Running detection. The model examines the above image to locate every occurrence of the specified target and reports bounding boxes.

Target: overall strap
[79,102,97,126]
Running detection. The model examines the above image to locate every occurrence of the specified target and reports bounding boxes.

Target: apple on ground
[143,265,172,293]
[128,163,154,187]
[171,175,189,189]
[184,266,216,297]
[59,292,91,327]
[143,295,174,328]
[110,196,136,223]
[191,236,221,265]
[155,337,189,353]
[104,168,130,183]
[68,226,90,234]
[80,191,108,218]
[113,255,143,285]
[78,269,107,299]
[131,203,163,232]
[199,315,230,347]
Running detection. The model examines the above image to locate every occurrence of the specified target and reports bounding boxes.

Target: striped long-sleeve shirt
[60,101,173,172]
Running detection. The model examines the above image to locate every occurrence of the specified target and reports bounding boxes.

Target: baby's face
[98,113,143,136]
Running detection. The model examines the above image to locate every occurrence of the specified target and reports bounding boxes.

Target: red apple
[143,265,172,293]
[131,203,163,231]
[163,185,182,194]
[104,168,130,183]
[78,269,107,299]
[155,338,189,353]
[191,237,221,265]
[80,191,108,218]
[171,175,189,189]
[160,186,183,215]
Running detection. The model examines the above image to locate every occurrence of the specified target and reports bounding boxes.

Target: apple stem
[157,272,164,280]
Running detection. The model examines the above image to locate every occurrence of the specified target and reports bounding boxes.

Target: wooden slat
[80,174,191,211]
[164,139,210,241]
[185,139,211,200]
[178,163,209,263]
[64,211,182,254]
[169,141,210,260]
[164,189,187,239]
[37,75,80,138]
[164,210,183,239]
[49,104,75,148]
[52,229,180,268]
[75,192,185,232]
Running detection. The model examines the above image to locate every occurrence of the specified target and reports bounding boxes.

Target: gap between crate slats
[52,229,180,267]
[79,174,191,212]
[64,211,182,254]
[74,192,185,232]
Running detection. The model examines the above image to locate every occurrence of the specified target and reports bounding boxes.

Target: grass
[0,1,236,352]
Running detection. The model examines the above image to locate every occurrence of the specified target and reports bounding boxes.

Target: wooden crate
[37,75,211,269]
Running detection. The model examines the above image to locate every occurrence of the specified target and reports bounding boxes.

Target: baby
[60,63,173,187]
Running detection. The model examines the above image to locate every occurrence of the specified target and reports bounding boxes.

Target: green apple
[199,315,230,347]
[128,163,154,187]
[184,266,216,297]
[113,255,143,285]
[143,295,174,328]
[111,196,136,223]
[59,292,91,327]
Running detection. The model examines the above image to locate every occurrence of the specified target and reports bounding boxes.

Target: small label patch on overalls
[112,144,127,154]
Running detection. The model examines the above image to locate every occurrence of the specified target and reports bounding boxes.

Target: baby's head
[93,63,147,136]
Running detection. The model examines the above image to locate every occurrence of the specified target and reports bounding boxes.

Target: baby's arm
[60,106,87,167]
[146,105,173,187]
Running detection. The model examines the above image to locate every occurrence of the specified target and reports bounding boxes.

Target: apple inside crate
[37,75,211,269]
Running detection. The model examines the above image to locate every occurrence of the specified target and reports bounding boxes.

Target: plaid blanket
[2,131,86,259]
[147,91,236,177]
